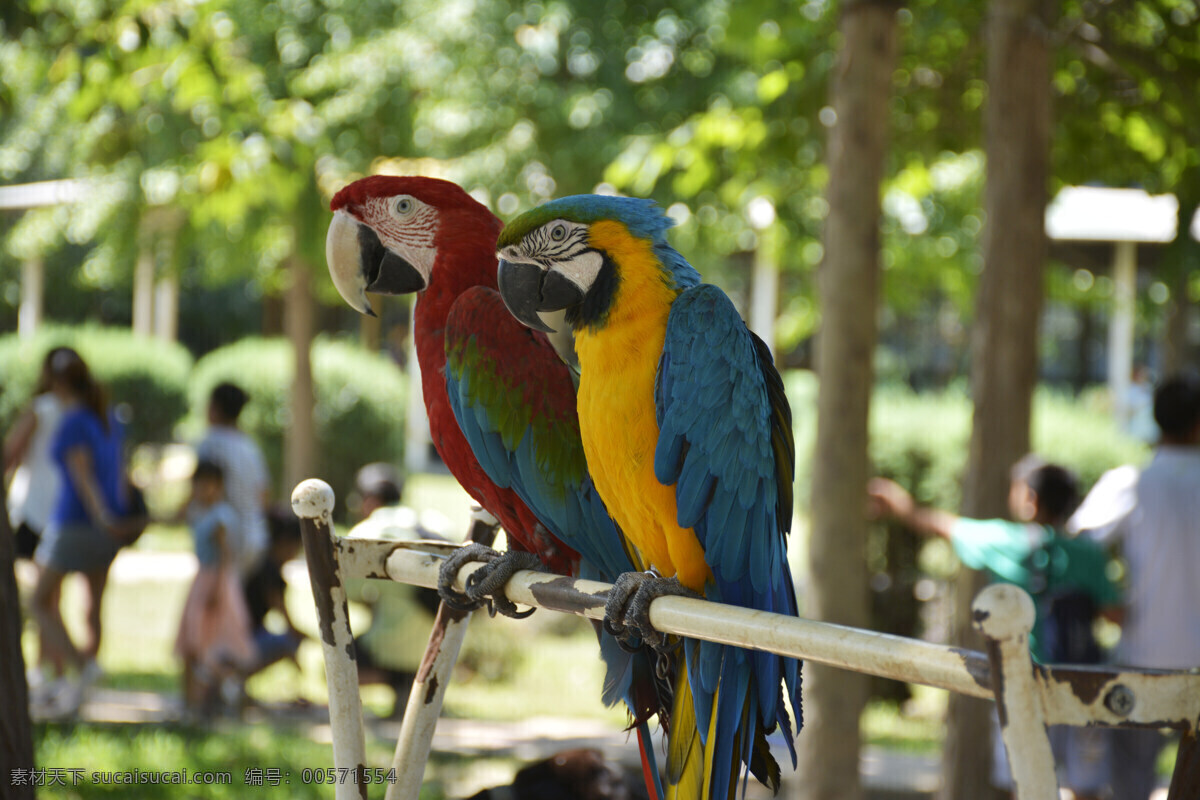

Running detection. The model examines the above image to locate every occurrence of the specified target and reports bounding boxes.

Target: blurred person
[1119,365,1158,444]
[237,506,307,701]
[4,346,74,559]
[1069,372,1200,800]
[175,460,255,716]
[346,463,443,717]
[196,382,270,578]
[30,350,143,715]
[5,346,73,696]
[870,455,1120,800]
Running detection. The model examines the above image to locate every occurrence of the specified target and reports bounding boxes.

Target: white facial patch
[552,249,603,292]
[501,219,603,291]
[360,194,439,284]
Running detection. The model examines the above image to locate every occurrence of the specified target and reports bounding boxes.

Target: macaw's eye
[395,197,413,215]
[550,223,567,242]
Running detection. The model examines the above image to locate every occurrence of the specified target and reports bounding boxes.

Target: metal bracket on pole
[293,479,369,800]
[973,583,1057,800]
[385,508,499,800]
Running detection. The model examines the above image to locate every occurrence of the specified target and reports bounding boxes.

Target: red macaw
[325,176,668,798]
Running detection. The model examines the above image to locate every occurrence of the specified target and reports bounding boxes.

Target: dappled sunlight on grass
[33,722,419,799]
[443,616,627,726]
[862,689,946,755]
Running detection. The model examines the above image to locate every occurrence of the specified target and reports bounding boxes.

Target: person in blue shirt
[29,350,139,715]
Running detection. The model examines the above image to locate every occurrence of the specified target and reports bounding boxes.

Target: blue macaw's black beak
[359,224,427,296]
[498,258,583,333]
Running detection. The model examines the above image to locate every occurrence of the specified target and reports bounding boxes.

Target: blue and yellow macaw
[495,195,803,798]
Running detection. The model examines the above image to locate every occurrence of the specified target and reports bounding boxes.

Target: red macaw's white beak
[326,209,430,317]
[326,209,376,317]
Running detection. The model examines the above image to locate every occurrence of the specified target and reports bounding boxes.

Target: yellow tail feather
[666,666,703,800]
[667,663,737,800]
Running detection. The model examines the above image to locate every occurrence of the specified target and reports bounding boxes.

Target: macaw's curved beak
[326,210,428,317]
[497,259,584,334]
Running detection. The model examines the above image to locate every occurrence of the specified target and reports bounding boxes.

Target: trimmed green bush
[185,336,407,510]
[785,372,1152,510]
[0,326,192,447]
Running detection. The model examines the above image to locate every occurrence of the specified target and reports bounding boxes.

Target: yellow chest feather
[573,222,710,590]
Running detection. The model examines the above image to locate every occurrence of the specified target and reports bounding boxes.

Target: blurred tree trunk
[153,275,179,341]
[1162,193,1198,377]
[132,224,156,337]
[284,257,318,493]
[152,212,184,343]
[940,1,1054,798]
[0,480,36,800]
[798,3,897,799]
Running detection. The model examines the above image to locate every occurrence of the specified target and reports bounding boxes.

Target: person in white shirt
[5,347,71,559]
[5,347,71,706]
[1069,372,1200,800]
[195,383,270,578]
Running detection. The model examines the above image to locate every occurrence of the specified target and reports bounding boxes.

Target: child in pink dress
[175,459,255,714]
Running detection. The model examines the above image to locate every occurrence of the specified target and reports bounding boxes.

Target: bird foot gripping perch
[437,543,545,619]
[604,570,701,656]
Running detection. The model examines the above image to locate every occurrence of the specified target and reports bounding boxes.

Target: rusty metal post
[973,583,1057,800]
[293,479,368,800]
[385,508,499,800]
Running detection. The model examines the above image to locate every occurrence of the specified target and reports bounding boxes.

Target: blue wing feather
[655,283,804,789]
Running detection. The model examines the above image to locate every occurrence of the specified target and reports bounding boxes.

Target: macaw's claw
[604,571,700,653]
[437,542,501,612]
[463,548,544,619]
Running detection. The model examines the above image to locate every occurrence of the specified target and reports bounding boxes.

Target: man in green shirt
[870,455,1120,799]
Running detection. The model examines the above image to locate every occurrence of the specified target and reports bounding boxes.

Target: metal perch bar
[379,543,993,699]
[375,542,1200,731]
[294,479,1200,800]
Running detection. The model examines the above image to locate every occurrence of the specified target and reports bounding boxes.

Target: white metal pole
[18,258,43,339]
[292,480,369,800]
[973,583,1057,800]
[749,224,779,359]
[1108,239,1137,414]
[385,509,498,800]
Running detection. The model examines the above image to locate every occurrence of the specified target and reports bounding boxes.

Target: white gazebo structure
[1,178,186,342]
[1046,186,1200,405]
[0,179,93,338]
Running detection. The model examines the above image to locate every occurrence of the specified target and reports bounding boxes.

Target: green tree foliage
[1056,0,1200,311]
[1,0,1197,357]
